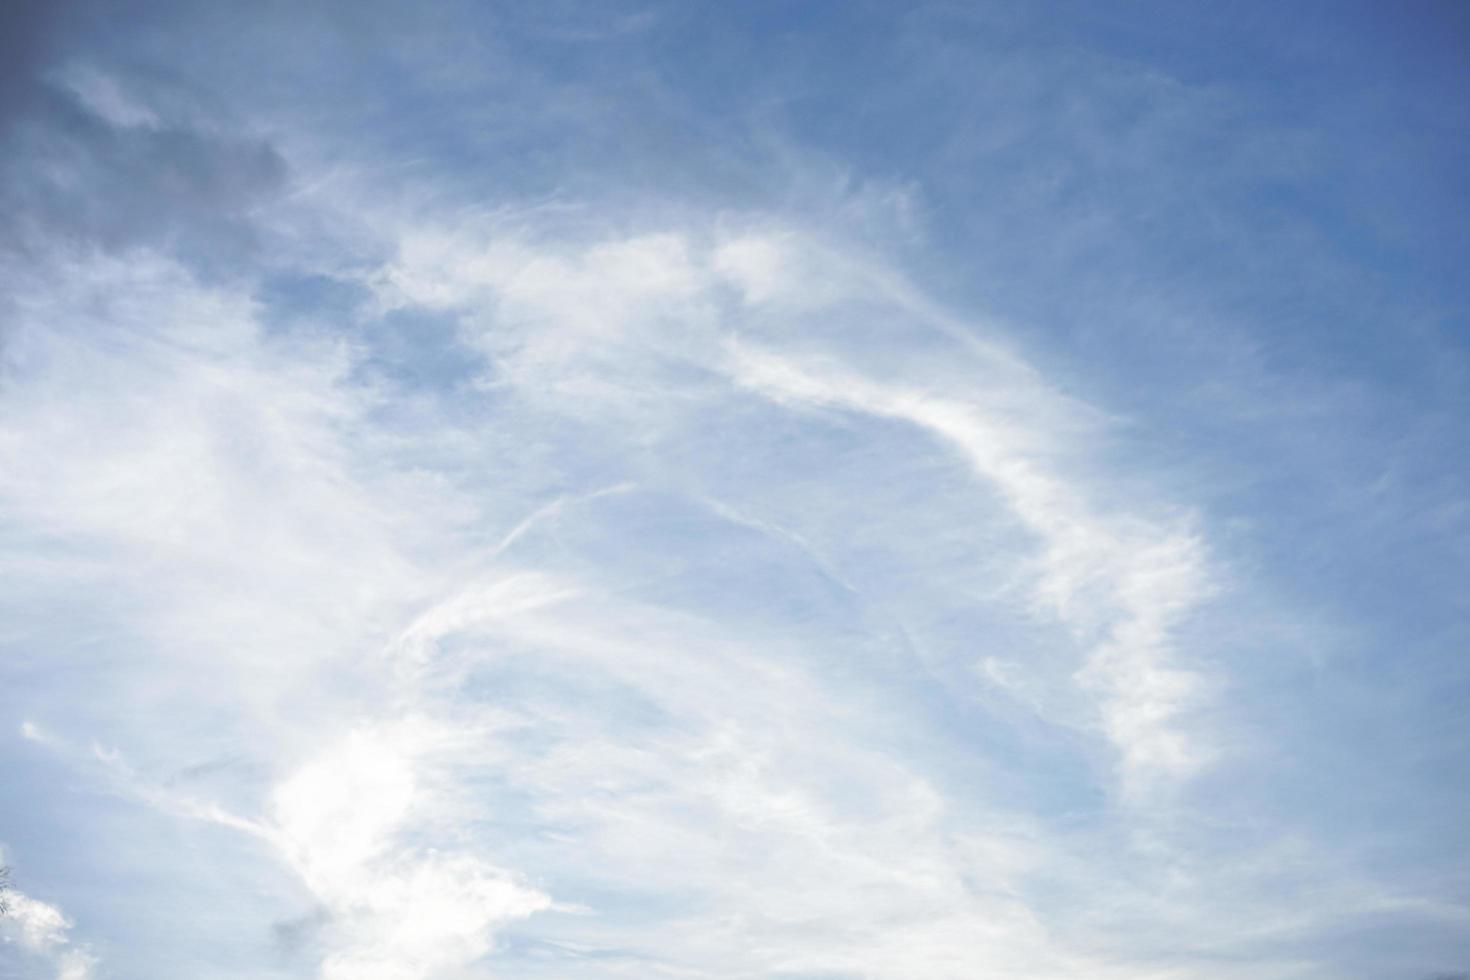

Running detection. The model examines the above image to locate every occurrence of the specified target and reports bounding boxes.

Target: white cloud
[722,340,1213,793]
[3,5,1465,977]
[1,889,96,980]
[2,198,1388,979]
[272,722,551,980]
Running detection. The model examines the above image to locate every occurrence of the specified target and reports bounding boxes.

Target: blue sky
[1,2,1468,978]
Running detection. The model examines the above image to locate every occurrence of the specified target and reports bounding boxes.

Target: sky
[1,2,1468,978]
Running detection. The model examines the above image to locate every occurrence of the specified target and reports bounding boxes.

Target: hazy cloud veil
[2,2,1468,979]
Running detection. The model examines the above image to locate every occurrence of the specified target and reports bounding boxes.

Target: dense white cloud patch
[272,722,551,980]
[0,887,95,980]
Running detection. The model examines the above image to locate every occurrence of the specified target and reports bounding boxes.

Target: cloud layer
[2,3,1468,979]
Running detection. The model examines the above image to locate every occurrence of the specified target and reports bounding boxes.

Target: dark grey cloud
[0,1,287,276]
[0,0,64,122]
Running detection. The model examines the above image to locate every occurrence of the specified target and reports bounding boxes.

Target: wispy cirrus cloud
[4,203,1224,976]
[3,4,1468,980]
[3,192,1459,979]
